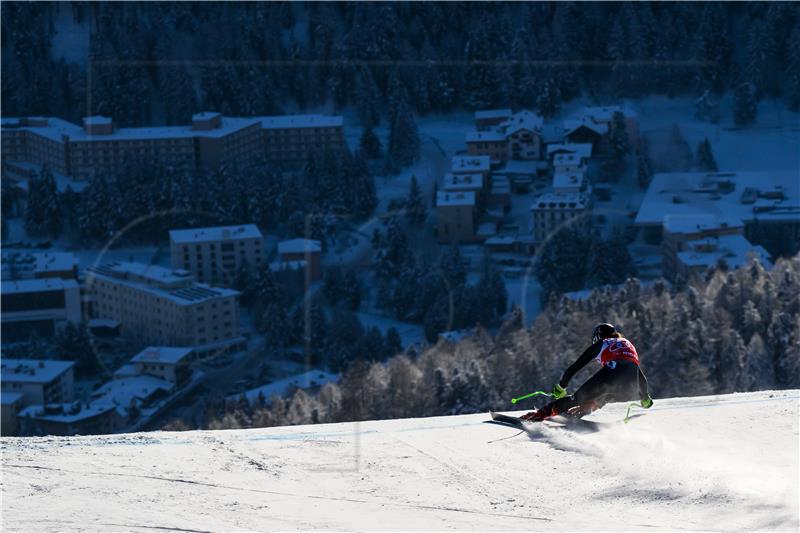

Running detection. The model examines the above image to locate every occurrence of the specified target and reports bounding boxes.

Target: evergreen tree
[385,327,403,356]
[610,111,630,159]
[385,99,420,174]
[53,322,101,378]
[733,82,757,126]
[25,167,61,238]
[405,175,427,226]
[695,138,718,171]
[359,127,382,160]
[342,270,363,310]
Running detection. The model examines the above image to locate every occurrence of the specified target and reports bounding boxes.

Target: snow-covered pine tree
[385,98,420,173]
[695,138,718,171]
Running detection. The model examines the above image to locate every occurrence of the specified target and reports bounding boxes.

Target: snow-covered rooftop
[553,153,586,168]
[1,277,78,295]
[83,115,112,126]
[91,375,174,413]
[465,130,506,143]
[498,160,542,175]
[563,117,607,136]
[130,347,193,365]
[231,370,339,405]
[169,224,263,244]
[531,192,591,210]
[17,402,118,424]
[277,239,322,255]
[268,260,307,272]
[498,110,544,135]
[451,155,490,174]
[635,171,800,228]
[552,170,586,191]
[0,113,343,143]
[259,114,343,129]
[677,234,772,269]
[87,262,239,305]
[437,191,476,207]
[442,172,483,191]
[474,109,512,120]
[663,213,745,235]
[1,359,74,384]
[547,143,594,159]
[1,251,78,279]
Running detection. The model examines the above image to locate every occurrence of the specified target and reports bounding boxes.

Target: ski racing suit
[536,336,650,419]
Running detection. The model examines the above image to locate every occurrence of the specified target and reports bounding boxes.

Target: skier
[521,323,653,422]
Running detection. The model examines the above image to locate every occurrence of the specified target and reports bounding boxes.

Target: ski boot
[520,407,553,422]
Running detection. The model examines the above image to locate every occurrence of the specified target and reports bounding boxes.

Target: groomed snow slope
[3,390,798,532]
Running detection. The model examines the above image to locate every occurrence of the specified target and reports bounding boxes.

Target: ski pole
[624,403,641,423]
[511,390,552,404]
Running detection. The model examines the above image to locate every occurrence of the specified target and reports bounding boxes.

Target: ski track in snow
[2,391,798,532]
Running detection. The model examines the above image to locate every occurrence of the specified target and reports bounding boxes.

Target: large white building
[1,112,346,179]
[85,262,243,356]
[1,359,75,406]
[634,171,800,258]
[1,278,81,342]
[169,224,264,286]
[530,192,592,243]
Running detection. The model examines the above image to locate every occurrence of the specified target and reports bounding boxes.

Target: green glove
[641,394,653,409]
[552,384,567,399]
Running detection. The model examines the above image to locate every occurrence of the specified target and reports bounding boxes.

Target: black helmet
[592,323,616,344]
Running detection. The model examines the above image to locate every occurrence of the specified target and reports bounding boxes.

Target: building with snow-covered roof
[474,109,513,130]
[1,112,345,178]
[442,172,484,193]
[465,130,508,161]
[277,239,323,282]
[129,346,194,385]
[546,143,593,162]
[467,110,544,162]
[563,117,607,149]
[552,169,589,194]
[635,171,800,257]
[17,401,121,436]
[1,359,75,407]
[1,278,81,342]
[169,224,264,286]
[451,155,491,178]
[85,262,243,356]
[575,104,639,148]
[230,370,339,406]
[489,175,511,210]
[530,192,592,243]
[91,374,174,417]
[672,234,771,281]
[437,191,476,243]
[1,251,78,281]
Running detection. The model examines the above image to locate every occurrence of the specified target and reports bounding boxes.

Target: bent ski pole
[511,390,552,404]
[624,403,641,423]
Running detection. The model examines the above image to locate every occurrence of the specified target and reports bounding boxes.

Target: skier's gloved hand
[551,384,567,399]
[641,394,653,409]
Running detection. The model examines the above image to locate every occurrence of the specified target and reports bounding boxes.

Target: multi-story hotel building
[1,112,346,179]
[530,192,592,244]
[169,224,264,286]
[1,278,81,342]
[85,262,243,356]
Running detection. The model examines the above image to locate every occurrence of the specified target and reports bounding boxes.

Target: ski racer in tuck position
[521,323,654,421]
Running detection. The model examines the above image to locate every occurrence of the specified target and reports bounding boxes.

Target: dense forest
[187,255,800,431]
[2,2,800,125]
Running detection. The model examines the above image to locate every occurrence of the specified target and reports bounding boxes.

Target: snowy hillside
[2,390,798,531]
